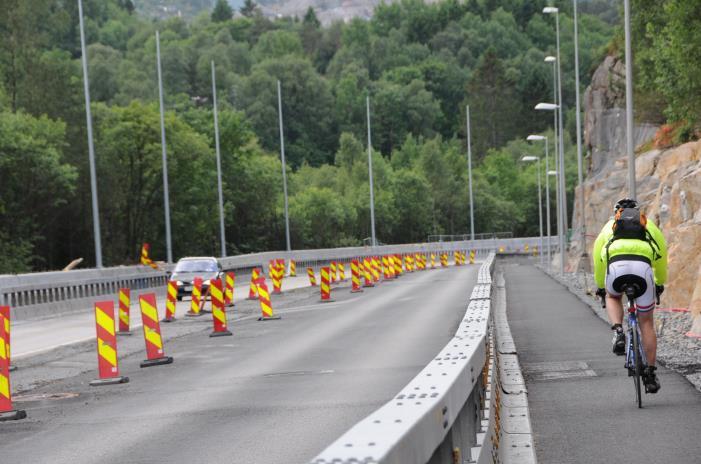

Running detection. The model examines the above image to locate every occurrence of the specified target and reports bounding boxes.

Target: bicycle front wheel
[631,327,643,408]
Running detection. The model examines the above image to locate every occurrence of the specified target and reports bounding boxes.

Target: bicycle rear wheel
[631,327,643,408]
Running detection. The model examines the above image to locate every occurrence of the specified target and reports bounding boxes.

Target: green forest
[0,0,627,271]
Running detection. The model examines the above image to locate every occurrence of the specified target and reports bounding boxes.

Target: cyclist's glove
[595,288,606,298]
[655,285,664,296]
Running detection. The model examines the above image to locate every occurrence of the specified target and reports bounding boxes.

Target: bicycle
[600,280,659,408]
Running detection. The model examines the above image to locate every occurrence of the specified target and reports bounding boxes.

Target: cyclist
[592,198,667,394]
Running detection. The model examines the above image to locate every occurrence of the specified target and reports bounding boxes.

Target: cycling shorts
[605,259,656,312]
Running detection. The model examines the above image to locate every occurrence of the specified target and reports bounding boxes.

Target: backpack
[605,208,661,265]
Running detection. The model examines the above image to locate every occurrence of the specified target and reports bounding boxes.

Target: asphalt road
[504,261,701,464]
[0,264,477,464]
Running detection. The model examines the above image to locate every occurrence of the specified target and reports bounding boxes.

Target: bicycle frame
[624,299,648,372]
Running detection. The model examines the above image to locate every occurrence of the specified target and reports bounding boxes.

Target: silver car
[170,257,223,300]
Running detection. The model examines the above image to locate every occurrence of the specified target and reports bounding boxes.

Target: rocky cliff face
[570,55,701,332]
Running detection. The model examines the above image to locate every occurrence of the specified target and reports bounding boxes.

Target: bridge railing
[0,236,552,320]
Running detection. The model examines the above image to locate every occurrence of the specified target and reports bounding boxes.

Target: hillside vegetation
[0,0,615,271]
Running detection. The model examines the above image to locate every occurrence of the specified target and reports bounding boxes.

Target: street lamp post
[544,56,561,269]
[573,0,587,257]
[466,105,475,242]
[521,156,544,266]
[366,95,377,248]
[527,135,551,270]
[624,0,636,199]
[77,0,103,268]
[277,80,292,253]
[156,30,173,264]
[212,61,226,258]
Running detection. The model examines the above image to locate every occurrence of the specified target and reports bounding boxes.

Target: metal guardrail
[310,253,497,464]
[0,236,553,320]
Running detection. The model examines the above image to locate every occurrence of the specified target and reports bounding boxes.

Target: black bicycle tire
[632,326,643,408]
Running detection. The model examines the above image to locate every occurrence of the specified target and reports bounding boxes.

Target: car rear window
[174,260,218,273]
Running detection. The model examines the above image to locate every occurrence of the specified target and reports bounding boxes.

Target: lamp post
[466,105,475,242]
[156,30,173,264]
[544,56,561,269]
[535,102,565,275]
[277,80,291,253]
[573,0,587,257]
[624,0,636,199]
[212,61,226,258]
[527,135,551,270]
[366,95,377,248]
[78,0,103,268]
[521,155,544,266]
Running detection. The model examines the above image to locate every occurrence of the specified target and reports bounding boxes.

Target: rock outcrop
[570,55,701,333]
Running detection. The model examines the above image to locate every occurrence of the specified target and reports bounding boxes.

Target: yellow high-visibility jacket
[592,218,668,288]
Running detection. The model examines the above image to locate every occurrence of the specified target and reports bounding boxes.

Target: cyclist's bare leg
[638,312,657,365]
[605,294,623,325]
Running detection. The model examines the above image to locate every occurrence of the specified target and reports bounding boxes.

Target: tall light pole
[156,31,173,264]
[527,135,551,269]
[545,56,561,267]
[366,95,377,247]
[573,0,587,256]
[277,80,292,253]
[212,61,226,258]
[78,0,103,268]
[544,6,568,274]
[522,156,544,266]
[466,105,475,242]
[624,0,636,199]
[535,103,564,274]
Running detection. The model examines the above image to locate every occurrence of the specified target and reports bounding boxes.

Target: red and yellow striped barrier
[0,312,25,421]
[351,260,363,293]
[338,262,346,281]
[430,253,436,269]
[163,281,177,322]
[362,258,375,287]
[117,288,131,334]
[140,243,159,269]
[381,256,391,279]
[320,266,333,302]
[248,268,260,300]
[0,306,15,372]
[330,262,337,284]
[289,260,296,277]
[224,272,235,307]
[256,278,280,320]
[139,293,173,367]
[90,301,129,386]
[393,255,402,276]
[271,262,283,295]
[371,257,380,282]
[441,253,448,267]
[307,267,317,286]
[470,250,475,264]
[187,277,204,317]
[209,278,232,337]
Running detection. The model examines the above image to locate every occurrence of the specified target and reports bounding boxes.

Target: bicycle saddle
[612,275,647,299]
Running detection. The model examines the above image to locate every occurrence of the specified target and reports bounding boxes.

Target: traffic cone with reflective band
[224,272,235,307]
[371,257,381,282]
[271,263,283,295]
[139,293,174,367]
[470,250,475,264]
[90,301,129,386]
[320,267,333,302]
[140,243,159,269]
[0,313,25,421]
[162,281,177,323]
[362,258,375,287]
[0,307,16,372]
[350,260,363,293]
[209,279,232,337]
[248,268,260,300]
[187,277,204,317]
[116,288,132,334]
[289,260,296,277]
[256,278,280,321]
[338,262,346,281]
[307,267,318,286]
[330,262,337,283]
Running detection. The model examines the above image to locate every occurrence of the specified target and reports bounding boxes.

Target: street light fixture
[527,134,551,270]
[521,155,544,266]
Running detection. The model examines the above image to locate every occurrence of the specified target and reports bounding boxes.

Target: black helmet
[614,198,638,213]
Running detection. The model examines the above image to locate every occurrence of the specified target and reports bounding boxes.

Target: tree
[240,0,260,18]
[211,0,233,23]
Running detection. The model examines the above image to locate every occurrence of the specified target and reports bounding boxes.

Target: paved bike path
[504,262,701,464]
